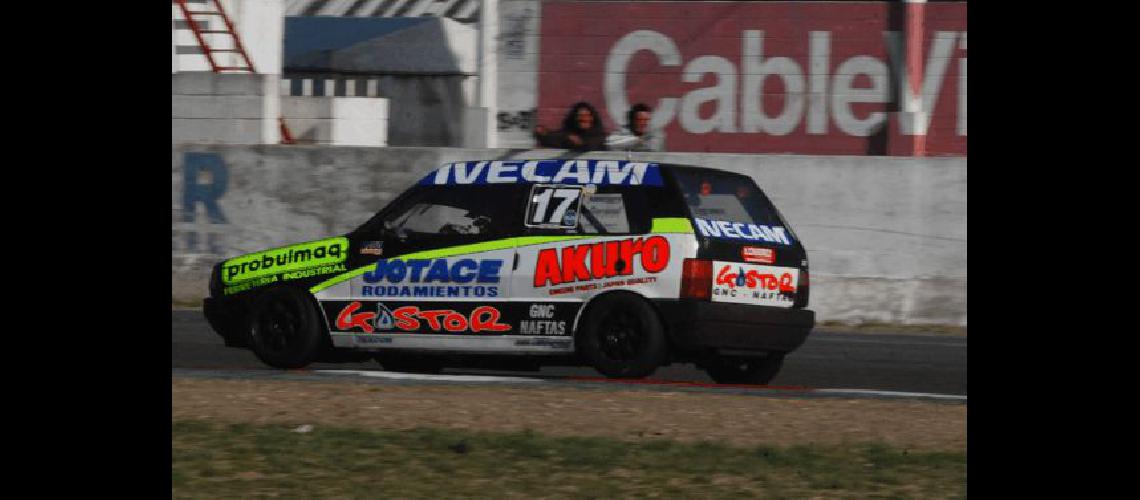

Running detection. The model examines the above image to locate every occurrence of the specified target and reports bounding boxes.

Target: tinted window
[380,185,520,241]
[579,193,630,233]
[671,169,784,227]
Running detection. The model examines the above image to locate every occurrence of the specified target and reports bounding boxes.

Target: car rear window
[671,169,784,227]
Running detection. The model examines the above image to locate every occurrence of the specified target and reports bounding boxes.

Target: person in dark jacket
[606,102,666,152]
[534,102,609,152]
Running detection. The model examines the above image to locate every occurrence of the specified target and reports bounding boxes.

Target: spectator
[534,102,609,152]
[606,103,666,152]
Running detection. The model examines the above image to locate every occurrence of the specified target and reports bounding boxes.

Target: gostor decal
[422,159,662,186]
[693,218,792,245]
[361,258,503,298]
[711,262,798,307]
[533,236,670,287]
[334,301,511,333]
[222,237,348,291]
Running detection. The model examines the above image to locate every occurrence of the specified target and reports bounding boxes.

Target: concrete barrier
[172,145,966,326]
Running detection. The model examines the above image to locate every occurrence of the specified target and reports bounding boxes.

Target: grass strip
[172,419,965,499]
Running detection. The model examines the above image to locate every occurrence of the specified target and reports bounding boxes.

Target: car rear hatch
[667,167,810,309]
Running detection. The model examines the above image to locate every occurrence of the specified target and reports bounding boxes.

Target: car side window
[529,186,652,235]
[381,185,520,242]
[578,193,630,234]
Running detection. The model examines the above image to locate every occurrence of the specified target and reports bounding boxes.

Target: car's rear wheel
[703,354,786,385]
[576,293,668,379]
[247,287,327,369]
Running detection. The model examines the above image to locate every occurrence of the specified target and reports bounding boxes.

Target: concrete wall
[172,72,281,144]
[172,145,966,326]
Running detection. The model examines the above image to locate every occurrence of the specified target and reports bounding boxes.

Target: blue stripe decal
[419,160,663,186]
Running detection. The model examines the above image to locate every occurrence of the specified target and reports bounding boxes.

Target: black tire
[375,354,444,374]
[703,354,786,385]
[576,293,669,379]
[247,287,327,369]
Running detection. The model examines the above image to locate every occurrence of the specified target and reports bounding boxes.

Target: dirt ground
[172,377,966,450]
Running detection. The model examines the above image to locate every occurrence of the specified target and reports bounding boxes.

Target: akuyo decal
[694,218,792,245]
[421,160,663,186]
[361,258,503,298]
[334,301,511,334]
[534,236,670,287]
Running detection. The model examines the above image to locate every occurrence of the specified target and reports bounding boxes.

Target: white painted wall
[281,97,390,146]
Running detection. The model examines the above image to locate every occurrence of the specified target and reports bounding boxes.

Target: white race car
[204,160,814,384]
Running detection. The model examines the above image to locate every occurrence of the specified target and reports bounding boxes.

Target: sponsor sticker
[711,262,798,307]
[420,160,662,186]
[223,237,349,285]
[514,338,572,348]
[361,258,503,298]
[360,241,384,256]
[334,301,512,334]
[741,247,775,264]
[693,218,792,245]
[533,236,671,290]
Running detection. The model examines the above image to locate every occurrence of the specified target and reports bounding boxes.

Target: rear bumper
[654,300,814,354]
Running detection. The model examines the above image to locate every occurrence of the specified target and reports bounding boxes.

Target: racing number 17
[527,186,583,228]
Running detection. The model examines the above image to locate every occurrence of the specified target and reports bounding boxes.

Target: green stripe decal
[309,235,591,294]
[310,221,694,294]
[651,217,694,233]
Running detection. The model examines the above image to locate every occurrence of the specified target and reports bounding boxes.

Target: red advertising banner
[537,1,967,156]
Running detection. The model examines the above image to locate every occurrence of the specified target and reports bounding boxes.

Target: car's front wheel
[247,287,327,369]
[576,293,669,379]
[702,354,786,385]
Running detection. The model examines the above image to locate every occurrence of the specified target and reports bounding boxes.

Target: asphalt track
[172,310,966,396]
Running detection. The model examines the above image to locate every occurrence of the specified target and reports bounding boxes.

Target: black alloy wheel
[247,287,326,369]
[577,293,669,379]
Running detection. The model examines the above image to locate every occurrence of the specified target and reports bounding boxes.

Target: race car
[203,159,815,384]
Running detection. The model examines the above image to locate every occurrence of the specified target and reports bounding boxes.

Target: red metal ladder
[173,0,295,143]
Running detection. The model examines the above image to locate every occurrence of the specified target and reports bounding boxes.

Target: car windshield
[671,169,784,227]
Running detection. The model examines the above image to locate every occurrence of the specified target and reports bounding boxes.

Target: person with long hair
[533,102,609,152]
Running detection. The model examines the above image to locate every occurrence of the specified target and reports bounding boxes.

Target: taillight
[680,259,713,300]
[795,268,810,308]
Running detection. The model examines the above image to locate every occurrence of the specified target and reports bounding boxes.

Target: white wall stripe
[382,0,410,17]
[355,0,387,17]
[286,0,479,20]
